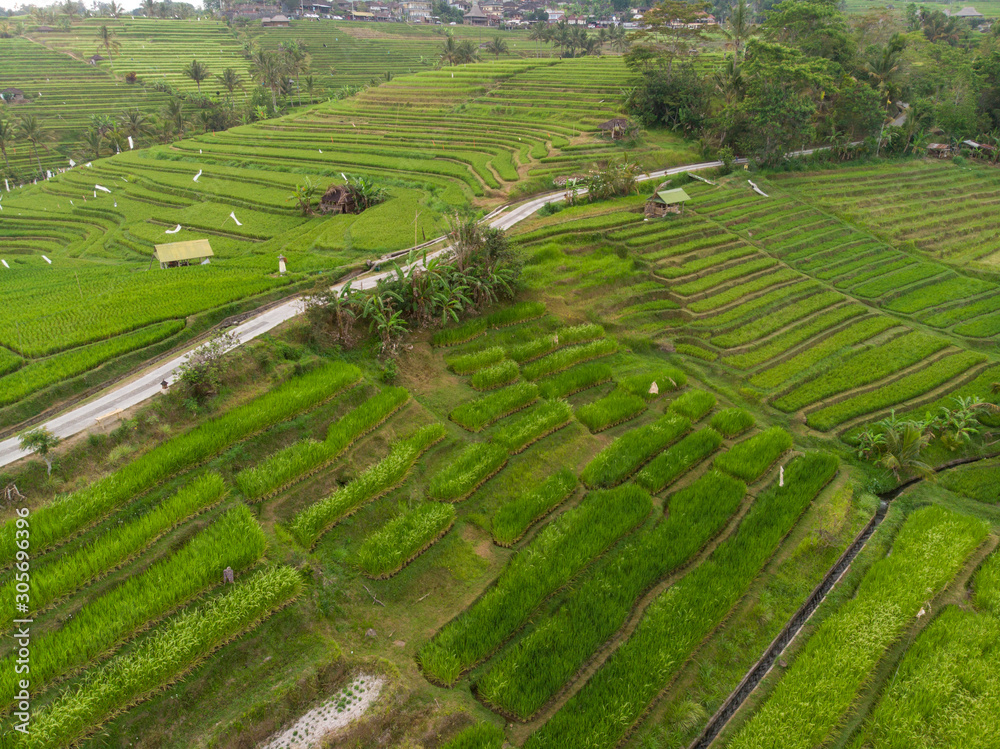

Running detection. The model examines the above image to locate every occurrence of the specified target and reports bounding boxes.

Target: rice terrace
[1,0,1000,745]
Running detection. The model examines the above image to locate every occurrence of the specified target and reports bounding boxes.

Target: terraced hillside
[0,57,695,425]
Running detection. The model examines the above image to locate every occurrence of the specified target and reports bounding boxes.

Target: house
[464,1,491,24]
[154,239,214,269]
[319,184,357,214]
[300,1,332,13]
[87,54,104,65]
[261,14,290,26]
[0,88,26,104]
[645,187,691,217]
[926,143,952,157]
[597,117,638,140]
[400,0,432,20]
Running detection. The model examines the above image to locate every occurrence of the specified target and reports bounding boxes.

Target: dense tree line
[626,0,1000,164]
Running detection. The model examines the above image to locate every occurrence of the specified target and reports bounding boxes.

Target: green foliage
[636,428,724,493]
[675,342,717,361]
[289,424,446,547]
[668,389,716,421]
[522,339,618,381]
[714,426,792,482]
[418,485,652,685]
[491,469,577,546]
[356,502,456,578]
[729,506,988,749]
[469,359,520,391]
[491,399,573,454]
[526,452,839,749]
[450,382,539,432]
[576,390,647,433]
[537,362,613,398]
[441,723,506,749]
[710,407,755,437]
[556,323,604,346]
[428,442,509,502]
[580,413,691,488]
[0,362,361,565]
[447,347,506,376]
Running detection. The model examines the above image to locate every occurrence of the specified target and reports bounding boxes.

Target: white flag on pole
[229,211,242,226]
[68,158,76,167]
[193,170,202,182]
[85,162,92,168]
[3,179,8,192]
[1,260,8,269]
[42,255,52,264]
[46,170,52,179]
[95,184,111,193]
[128,136,134,150]
[165,224,182,234]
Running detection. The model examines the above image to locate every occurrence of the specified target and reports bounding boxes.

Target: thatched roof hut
[0,88,26,104]
[597,118,638,140]
[319,184,357,215]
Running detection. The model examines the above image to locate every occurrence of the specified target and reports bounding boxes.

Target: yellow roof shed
[154,239,214,266]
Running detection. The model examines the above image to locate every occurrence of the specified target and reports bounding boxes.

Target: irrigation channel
[688,450,1000,749]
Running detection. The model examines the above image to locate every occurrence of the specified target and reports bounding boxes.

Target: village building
[645,187,691,218]
[154,239,214,269]
[400,0,433,20]
[261,14,291,26]
[597,117,638,141]
[0,88,26,104]
[464,2,491,25]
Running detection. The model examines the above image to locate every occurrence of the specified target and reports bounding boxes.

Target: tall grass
[418,485,652,685]
[477,471,745,719]
[356,502,456,578]
[580,414,690,488]
[491,399,573,454]
[617,367,687,399]
[729,505,988,749]
[235,387,409,501]
[491,469,578,546]
[447,347,506,376]
[714,426,792,482]
[0,361,360,565]
[668,389,716,421]
[635,428,724,494]
[537,362,613,398]
[469,359,520,391]
[16,566,302,749]
[710,407,755,437]
[0,505,267,709]
[428,442,509,502]
[522,339,618,381]
[288,424,446,547]
[525,453,838,749]
[441,723,506,749]
[0,473,226,629]
[576,390,647,433]
[450,382,539,432]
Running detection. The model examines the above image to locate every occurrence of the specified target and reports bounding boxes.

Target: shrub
[714,426,792,482]
[522,338,618,381]
[356,502,457,578]
[469,359,520,391]
[289,424,446,547]
[428,442,510,502]
[576,390,647,433]
[491,399,573,454]
[450,382,539,432]
[617,367,687,399]
[491,469,577,546]
[636,428,724,493]
[710,407,755,437]
[418,485,652,685]
[580,414,691,488]
[668,389,716,420]
[447,346,506,375]
[537,362,613,398]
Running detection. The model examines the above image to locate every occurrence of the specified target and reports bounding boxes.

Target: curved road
[0,160,724,469]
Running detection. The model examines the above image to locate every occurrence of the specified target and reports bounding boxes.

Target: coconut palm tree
[879,420,934,482]
[722,0,755,63]
[183,59,211,94]
[0,118,16,172]
[162,98,186,137]
[216,67,243,101]
[119,108,153,140]
[95,24,121,71]
[142,0,155,16]
[251,50,283,110]
[18,114,51,175]
[484,35,509,60]
[80,128,104,160]
[107,1,124,19]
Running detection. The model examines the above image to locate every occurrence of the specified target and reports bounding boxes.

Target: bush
[450,382,539,432]
[710,408,755,438]
[668,389,716,421]
[636,428,724,493]
[537,362,613,398]
[447,346,506,375]
[617,367,688,399]
[469,359,520,391]
[491,399,573,454]
[580,414,691,488]
[576,390,647,433]
[356,503,456,578]
[714,426,792,482]
[428,442,510,502]
[419,485,652,685]
[491,469,577,546]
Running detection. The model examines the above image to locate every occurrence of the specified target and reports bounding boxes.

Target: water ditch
[687,450,999,749]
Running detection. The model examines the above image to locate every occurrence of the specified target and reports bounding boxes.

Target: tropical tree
[183,59,211,94]
[287,178,318,216]
[18,114,50,175]
[19,428,60,476]
[119,108,153,140]
[95,24,121,71]
[608,25,630,54]
[722,0,755,64]
[80,128,105,159]
[142,0,156,16]
[864,33,906,100]
[217,68,244,100]
[879,420,934,481]
[251,50,283,110]
[484,35,509,60]
[162,98,186,137]
[0,118,16,171]
[107,1,124,19]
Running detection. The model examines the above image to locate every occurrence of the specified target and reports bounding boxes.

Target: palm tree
[119,108,152,140]
[439,34,460,66]
[485,35,509,60]
[18,114,50,175]
[142,0,155,16]
[183,59,211,94]
[879,421,934,482]
[217,68,243,100]
[609,25,630,54]
[80,128,104,160]
[722,0,755,63]
[95,24,121,71]
[162,98,186,137]
[61,0,78,21]
[107,1,124,19]
[251,50,283,110]
[864,33,906,99]
[0,118,16,172]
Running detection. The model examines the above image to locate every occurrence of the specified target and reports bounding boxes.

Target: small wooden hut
[597,118,638,141]
[154,239,214,269]
[926,143,952,158]
[0,88,26,104]
[319,184,357,215]
[645,187,691,218]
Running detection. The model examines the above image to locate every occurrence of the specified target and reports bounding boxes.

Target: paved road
[0,159,723,469]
